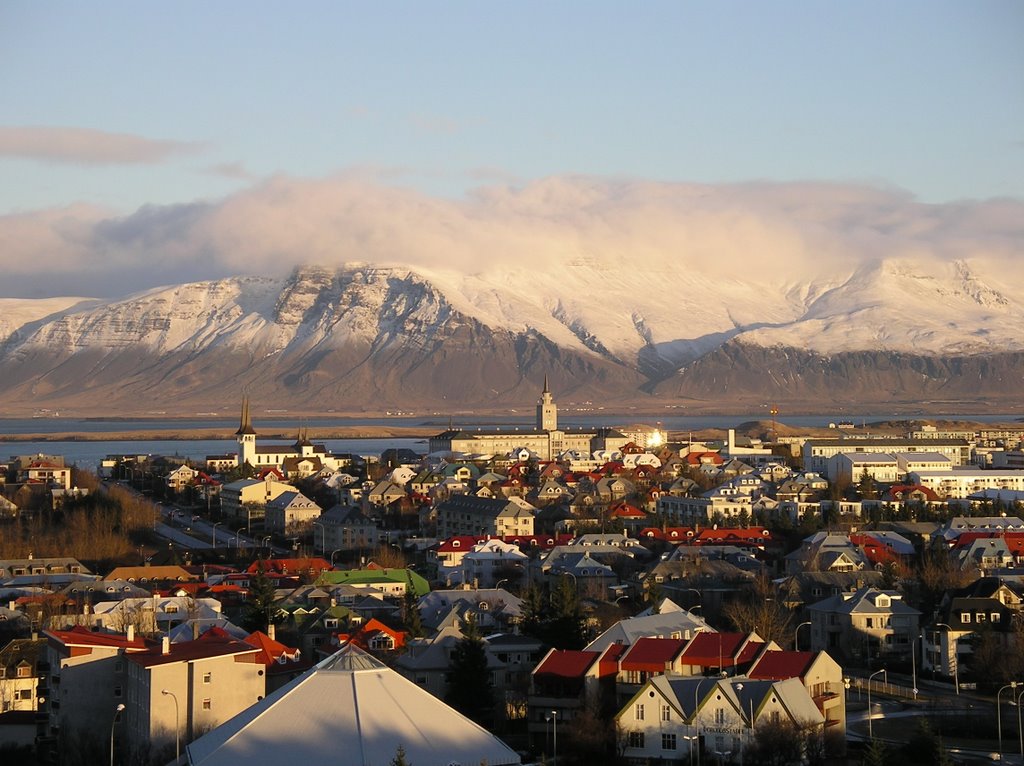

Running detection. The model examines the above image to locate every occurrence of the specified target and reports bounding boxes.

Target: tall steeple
[236,395,256,436]
[235,395,257,467]
[536,375,557,432]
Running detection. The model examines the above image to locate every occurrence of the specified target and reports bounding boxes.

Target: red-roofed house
[747,648,846,736]
[333,618,407,655]
[246,557,333,579]
[244,626,309,691]
[617,637,687,694]
[528,645,623,747]
[677,632,769,676]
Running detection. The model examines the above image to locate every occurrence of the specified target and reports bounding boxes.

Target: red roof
[334,618,407,651]
[598,643,629,676]
[679,632,759,668]
[610,503,647,519]
[533,649,601,679]
[619,637,686,672]
[748,650,817,681]
[246,557,333,575]
[685,451,724,466]
[128,632,259,667]
[244,630,302,666]
[46,626,149,650]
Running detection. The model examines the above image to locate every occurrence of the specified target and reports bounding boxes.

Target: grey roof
[188,643,520,766]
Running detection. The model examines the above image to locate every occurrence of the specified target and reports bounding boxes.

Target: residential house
[0,637,43,712]
[318,504,378,553]
[263,491,322,535]
[808,587,921,664]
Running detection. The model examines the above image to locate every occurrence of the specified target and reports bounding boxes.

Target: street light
[330,548,343,567]
[867,669,887,739]
[211,521,222,548]
[110,702,125,766]
[554,708,561,763]
[692,677,709,766]
[313,522,326,556]
[910,633,920,700]
[795,621,811,651]
[1016,687,1024,758]
[681,733,698,766]
[936,623,959,694]
[161,689,180,764]
[998,681,1019,762]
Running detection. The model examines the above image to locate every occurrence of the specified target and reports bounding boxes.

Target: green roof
[314,568,430,597]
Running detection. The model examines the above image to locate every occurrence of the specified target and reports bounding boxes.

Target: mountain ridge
[0,262,1021,416]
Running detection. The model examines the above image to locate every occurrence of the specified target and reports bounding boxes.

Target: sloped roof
[186,643,521,766]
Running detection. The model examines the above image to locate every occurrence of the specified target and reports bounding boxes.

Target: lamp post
[1016,687,1024,758]
[682,733,698,766]
[313,522,326,556]
[795,621,811,651]
[161,689,180,764]
[867,669,887,739]
[211,521,222,549]
[936,623,958,694]
[110,703,125,766]
[998,681,1018,762]
[554,708,561,763]
[692,677,708,766]
[330,548,343,567]
[910,633,920,700]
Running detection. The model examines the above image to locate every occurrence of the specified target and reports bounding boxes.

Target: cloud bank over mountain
[0,175,1020,300]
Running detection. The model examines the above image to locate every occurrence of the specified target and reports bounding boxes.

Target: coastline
[0,426,437,442]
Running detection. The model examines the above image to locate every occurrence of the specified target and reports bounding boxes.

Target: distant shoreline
[0,426,437,442]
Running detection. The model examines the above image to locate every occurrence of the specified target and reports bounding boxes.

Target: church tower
[235,395,257,467]
[536,375,558,432]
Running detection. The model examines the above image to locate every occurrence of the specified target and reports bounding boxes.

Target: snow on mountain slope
[0,297,101,345]
[4,255,1022,371]
[737,258,1024,354]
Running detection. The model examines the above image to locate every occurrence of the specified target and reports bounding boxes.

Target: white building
[908,469,1024,499]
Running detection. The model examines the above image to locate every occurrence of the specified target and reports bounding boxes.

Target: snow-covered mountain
[0,258,1022,415]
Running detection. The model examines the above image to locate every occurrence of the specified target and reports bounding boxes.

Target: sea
[0,412,1019,470]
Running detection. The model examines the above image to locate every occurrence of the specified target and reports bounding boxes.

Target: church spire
[543,374,549,394]
[235,395,256,436]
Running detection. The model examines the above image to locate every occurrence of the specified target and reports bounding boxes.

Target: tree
[390,744,411,766]
[402,576,424,638]
[445,615,494,725]
[861,738,888,766]
[518,582,546,641]
[722,574,793,645]
[241,559,277,632]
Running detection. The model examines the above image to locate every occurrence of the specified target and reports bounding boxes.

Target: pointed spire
[543,374,549,394]
[235,394,256,436]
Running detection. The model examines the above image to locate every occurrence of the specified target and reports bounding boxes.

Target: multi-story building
[802,438,970,475]
[908,468,1024,499]
[122,631,264,758]
[435,494,537,538]
[0,637,44,713]
[429,380,629,461]
[220,476,295,525]
[807,587,920,664]
[263,490,321,534]
[318,504,378,553]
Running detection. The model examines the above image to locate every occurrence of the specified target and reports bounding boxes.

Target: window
[627,731,644,748]
[978,613,987,623]
[993,613,1002,622]
[715,708,726,725]
[202,699,212,710]
[16,666,30,678]
[203,672,212,684]
[113,685,122,697]
[635,703,645,721]
[961,613,971,623]
[662,733,677,750]
[661,704,671,722]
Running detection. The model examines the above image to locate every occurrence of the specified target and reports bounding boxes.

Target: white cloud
[0,125,202,165]
[0,174,1020,299]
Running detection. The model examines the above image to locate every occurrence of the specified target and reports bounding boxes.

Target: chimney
[161,636,170,655]
[127,625,135,643]
[268,624,276,641]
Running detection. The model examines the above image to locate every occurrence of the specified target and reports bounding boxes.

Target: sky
[0,1,1021,298]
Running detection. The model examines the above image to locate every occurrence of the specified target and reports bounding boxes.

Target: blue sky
[2,1,1021,213]
[0,2,1021,298]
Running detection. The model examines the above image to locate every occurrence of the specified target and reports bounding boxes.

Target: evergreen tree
[402,575,424,638]
[390,744,411,766]
[546,575,587,649]
[445,614,494,725]
[242,558,277,632]
[519,582,546,640]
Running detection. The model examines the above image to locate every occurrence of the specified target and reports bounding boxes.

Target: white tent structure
[186,643,521,766]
